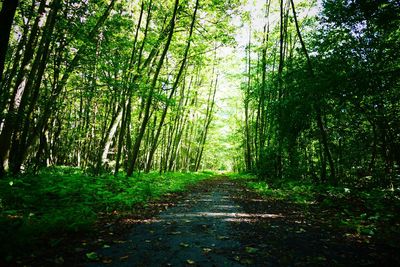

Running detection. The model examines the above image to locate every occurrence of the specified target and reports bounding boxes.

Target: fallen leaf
[316,256,327,261]
[102,258,113,264]
[245,247,259,253]
[240,258,254,264]
[86,252,99,261]
[170,231,182,235]
[186,259,195,265]
[120,255,129,261]
[54,256,64,265]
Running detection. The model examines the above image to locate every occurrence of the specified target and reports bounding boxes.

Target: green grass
[230,174,400,241]
[0,167,214,260]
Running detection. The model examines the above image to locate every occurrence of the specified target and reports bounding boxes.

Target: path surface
[85,177,398,266]
[87,179,245,266]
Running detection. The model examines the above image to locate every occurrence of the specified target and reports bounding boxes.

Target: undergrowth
[229,173,400,243]
[0,167,213,261]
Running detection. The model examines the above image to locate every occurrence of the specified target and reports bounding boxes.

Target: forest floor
[78,176,397,266]
[9,176,399,266]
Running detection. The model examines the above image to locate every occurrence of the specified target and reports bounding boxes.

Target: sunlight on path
[86,181,249,266]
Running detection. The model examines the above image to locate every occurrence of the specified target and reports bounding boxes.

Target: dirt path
[84,177,398,266]
[86,178,245,266]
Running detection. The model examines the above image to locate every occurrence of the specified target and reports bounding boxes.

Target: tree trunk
[0,0,47,176]
[195,74,218,172]
[126,0,179,176]
[9,0,62,174]
[290,0,336,185]
[244,26,252,172]
[101,107,123,167]
[0,0,19,85]
[17,0,116,175]
[145,0,198,172]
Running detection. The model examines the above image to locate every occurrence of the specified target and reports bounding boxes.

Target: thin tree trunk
[195,74,218,172]
[15,0,116,176]
[114,1,146,175]
[289,0,336,185]
[101,107,123,166]
[145,0,198,172]
[127,0,179,176]
[244,26,252,172]
[257,0,271,172]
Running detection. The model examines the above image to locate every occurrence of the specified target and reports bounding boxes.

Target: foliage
[237,0,400,190]
[0,0,240,177]
[233,175,400,240]
[0,167,213,260]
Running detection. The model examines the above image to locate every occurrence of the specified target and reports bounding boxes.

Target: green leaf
[180,242,190,248]
[245,246,259,253]
[86,252,99,261]
[186,259,195,265]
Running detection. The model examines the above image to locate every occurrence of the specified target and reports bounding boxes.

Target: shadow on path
[85,177,399,266]
[86,179,245,266]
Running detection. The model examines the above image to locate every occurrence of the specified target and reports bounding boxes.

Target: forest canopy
[0,0,238,176]
[237,0,400,189]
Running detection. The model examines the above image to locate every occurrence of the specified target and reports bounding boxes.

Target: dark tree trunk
[0,0,19,85]
[290,0,336,185]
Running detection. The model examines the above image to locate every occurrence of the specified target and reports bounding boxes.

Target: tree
[0,0,19,84]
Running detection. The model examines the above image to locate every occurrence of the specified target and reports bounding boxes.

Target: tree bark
[101,107,123,166]
[9,0,62,174]
[0,0,48,176]
[0,0,19,85]
[195,74,218,172]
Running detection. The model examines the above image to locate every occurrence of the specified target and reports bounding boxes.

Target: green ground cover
[0,168,213,261]
[229,173,400,243]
